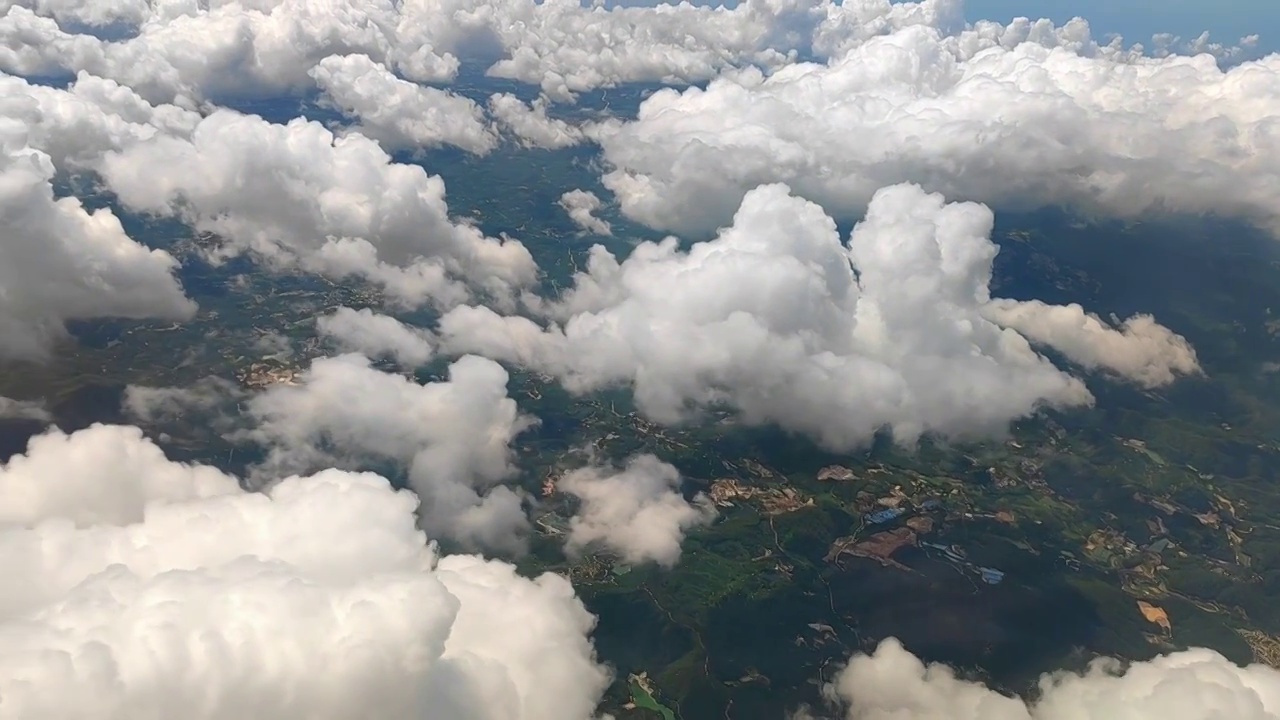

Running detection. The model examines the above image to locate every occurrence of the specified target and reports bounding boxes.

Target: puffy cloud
[559,454,714,567]
[479,0,813,102]
[0,71,199,170]
[98,109,537,308]
[1146,31,1263,65]
[0,424,239,528]
[316,306,436,368]
[0,70,200,355]
[594,25,1280,236]
[984,300,1201,388]
[0,0,454,105]
[0,0,150,28]
[559,189,612,236]
[242,354,536,553]
[310,53,497,155]
[488,92,583,149]
[0,122,195,359]
[441,183,1197,450]
[478,0,1077,102]
[0,424,610,720]
[0,0,814,103]
[817,637,1280,720]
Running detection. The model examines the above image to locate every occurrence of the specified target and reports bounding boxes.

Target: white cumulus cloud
[0,423,610,720]
[441,183,1196,450]
[243,354,536,553]
[0,70,199,171]
[0,0,450,105]
[489,92,584,149]
[0,424,239,528]
[310,53,497,155]
[316,307,436,369]
[559,454,714,567]
[98,109,537,308]
[0,126,194,359]
[985,300,1202,389]
[559,189,612,236]
[594,24,1280,236]
[0,0,1257,107]
[814,637,1280,720]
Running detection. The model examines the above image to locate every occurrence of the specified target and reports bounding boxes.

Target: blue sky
[963,0,1278,51]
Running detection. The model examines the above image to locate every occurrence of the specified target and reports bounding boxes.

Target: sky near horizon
[963,0,1279,51]
[609,0,1279,53]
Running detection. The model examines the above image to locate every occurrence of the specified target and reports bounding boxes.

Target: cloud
[242,354,536,553]
[0,424,610,720]
[98,109,537,308]
[440,183,1197,450]
[0,0,456,105]
[0,0,973,105]
[815,637,1280,720]
[0,119,195,359]
[0,0,150,28]
[9,72,522,313]
[558,454,714,567]
[488,93,584,149]
[807,3,1261,66]
[0,396,50,422]
[1146,31,1263,65]
[2,0,1258,108]
[6,0,795,103]
[4,69,522,344]
[123,376,245,425]
[0,424,240,528]
[559,189,612,236]
[310,53,497,155]
[316,307,436,369]
[984,300,1202,388]
[479,0,1134,102]
[594,23,1280,236]
[0,70,199,170]
[478,0,814,102]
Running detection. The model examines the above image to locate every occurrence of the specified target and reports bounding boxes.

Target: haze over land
[2,0,1280,718]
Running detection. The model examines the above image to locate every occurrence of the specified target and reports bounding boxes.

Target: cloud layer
[4,0,1251,108]
[0,0,825,103]
[595,24,1280,236]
